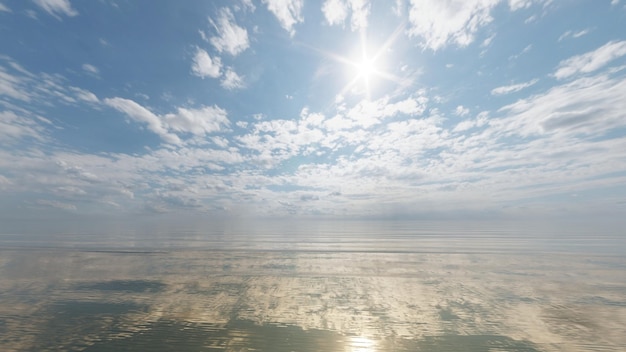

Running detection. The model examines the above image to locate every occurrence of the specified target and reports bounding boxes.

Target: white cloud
[558,31,572,42]
[407,0,500,51]
[164,106,230,136]
[322,0,348,26]
[508,0,533,10]
[81,63,99,75]
[34,0,78,18]
[453,111,488,132]
[454,105,469,116]
[191,47,221,79]
[346,95,427,128]
[104,97,181,144]
[347,0,370,30]
[70,87,99,103]
[105,97,230,142]
[209,8,249,56]
[554,40,626,80]
[237,0,256,12]
[497,72,626,137]
[262,0,304,37]
[0,2,10,12]
[220,68,245,90]
[0,111,46,143]
[572,29,590,38]
[481,33,496,47]
[559,29,590,41]
[36,199,77,211]
[0,68,31,101]
[323,0,371,31]
[508,44,532,61]
[491,79,538,95]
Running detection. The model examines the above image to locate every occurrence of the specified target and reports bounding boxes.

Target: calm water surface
[1,221,625,351]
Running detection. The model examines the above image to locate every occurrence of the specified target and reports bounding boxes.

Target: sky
[1,0,626,231]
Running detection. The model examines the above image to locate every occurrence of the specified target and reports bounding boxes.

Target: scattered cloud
[407,0,500,51]
[322,0,348,26]
[221,68,245,90]
[191,47,221,79]
[209,8,250,56]
[2,1,626,222]
[34,0,78,19]
[508,0,534,11]
[164,106,230,136]
[454,105,469,116]
[554,40,626,79]
[262,0,304,37]
[322,0,371,31]
[237,0,256,12]
[491,79,538,95]
[0,2,10,12]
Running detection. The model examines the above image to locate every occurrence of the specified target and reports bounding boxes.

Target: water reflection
[0,223,625,351]
[347,336,378,352]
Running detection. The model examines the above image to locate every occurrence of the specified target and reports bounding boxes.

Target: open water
[1,220,625,351]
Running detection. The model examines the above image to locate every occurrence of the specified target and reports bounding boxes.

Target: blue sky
[1,0,626,228]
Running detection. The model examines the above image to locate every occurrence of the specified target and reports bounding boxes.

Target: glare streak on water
[0,221,625,351]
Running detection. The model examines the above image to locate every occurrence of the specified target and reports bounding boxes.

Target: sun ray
[297,21,408,102]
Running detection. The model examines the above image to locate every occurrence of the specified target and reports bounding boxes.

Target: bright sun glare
[355,58,375,79]
[328,25,406,99]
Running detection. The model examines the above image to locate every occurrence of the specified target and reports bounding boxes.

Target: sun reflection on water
[346,335,377,352]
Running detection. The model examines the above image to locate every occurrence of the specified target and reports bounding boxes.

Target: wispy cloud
[491,79,538,95]
[34,0,78,19]
[262,0,304,37]
[0,111,47,143]
[0,2,10,12]
[497,72,626,137]
[554,40,626,79]
[70,87,99,103]
[209,8,249,56]
[36,199,77,211]
[191,47,221,79]
[104,97,181,144]
[558,28,591,41]
[81,63,99,76]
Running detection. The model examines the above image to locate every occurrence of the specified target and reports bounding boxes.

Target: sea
[1,220,625,351]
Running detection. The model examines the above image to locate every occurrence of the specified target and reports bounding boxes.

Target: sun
[355,57,375,79]
[308,23,406,100]
[350,55,377,96]
[340,25,406,99]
